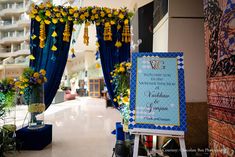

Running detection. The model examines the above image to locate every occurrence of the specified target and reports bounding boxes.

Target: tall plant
[0,78,17,157]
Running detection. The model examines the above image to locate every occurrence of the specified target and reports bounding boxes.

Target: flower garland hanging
[29,2,133,49]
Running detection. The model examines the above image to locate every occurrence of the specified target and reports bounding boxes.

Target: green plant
[0,125,16,157]
[111,62,131,132]
[0,78,17,157]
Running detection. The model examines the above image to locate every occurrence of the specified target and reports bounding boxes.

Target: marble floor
[15,97,121,157]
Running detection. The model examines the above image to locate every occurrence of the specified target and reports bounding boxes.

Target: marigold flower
[118,13,124,19]
[45,10,51,17]
[52,18,58,24]
[37,79,42,84]
[114,11,119,15]
[33,72,40,78]
[31,8,38,14]
[56,13,61,18]
[35,16,41,22]
[40,69,46,75]
[44,19,51,25]
[122,96,129,104]
[119,67,125,72]
[74,13,79,18]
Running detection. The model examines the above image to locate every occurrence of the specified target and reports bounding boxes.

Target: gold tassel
[39,21,46,48]
[83,22,90,46]
[122,23,131,43]
[63,22,70,42]
[104,22,112,41]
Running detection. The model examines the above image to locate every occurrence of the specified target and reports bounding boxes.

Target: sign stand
[132,130,187,157]
[129,53,188,157]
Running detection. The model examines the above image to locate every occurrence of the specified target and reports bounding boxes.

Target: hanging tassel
[72,53,76,58]
[96,41,100,51]
[29,55,35,60]
[51,31,57,37]
[63,22,71,42]
[104,22,112,41]
[70,48,76,58]
[83,22,90,46]
[31,34,37,40]
[122,20,131,43]
[115,40,122,48]
[39,21,46,48]
[51,45,57,51]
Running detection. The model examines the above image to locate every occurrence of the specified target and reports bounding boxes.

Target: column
[24,27,26,36]
[12,16,15,24]
[11,44,14,53]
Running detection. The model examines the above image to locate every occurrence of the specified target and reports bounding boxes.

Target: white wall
[168,18,207,102]
[153,0,207,102]
[169,0,204,18]
[128,0,153,11]
[153,14,169,52]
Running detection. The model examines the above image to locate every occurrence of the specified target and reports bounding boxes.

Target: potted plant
[0,78,17,156]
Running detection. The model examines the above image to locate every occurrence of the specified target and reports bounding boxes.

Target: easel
[131,128,187,157]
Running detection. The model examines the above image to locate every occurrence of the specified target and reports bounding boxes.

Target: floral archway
[28,2,133,109]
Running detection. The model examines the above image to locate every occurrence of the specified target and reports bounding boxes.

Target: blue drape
[96,25,130,108]
[30,20,73,109]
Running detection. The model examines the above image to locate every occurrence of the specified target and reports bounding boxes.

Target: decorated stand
[28,2,132,109]
[13,1,133,151]
[129,53,187,157]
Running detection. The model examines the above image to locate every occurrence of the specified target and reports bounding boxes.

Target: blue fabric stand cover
[16,125,52,150]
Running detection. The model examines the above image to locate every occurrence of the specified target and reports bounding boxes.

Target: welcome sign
[129,52,187,132]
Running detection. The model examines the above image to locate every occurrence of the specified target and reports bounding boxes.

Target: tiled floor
[15,97,121,157]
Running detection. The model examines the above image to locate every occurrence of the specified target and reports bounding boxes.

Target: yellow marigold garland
[83,22,90,45]
[104,22,112,41]
[122,20,131,43]
[63,22,70,42]
[39,21,46,48]
[29,2,134,50]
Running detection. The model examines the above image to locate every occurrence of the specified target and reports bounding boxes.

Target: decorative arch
[28,2,133,108]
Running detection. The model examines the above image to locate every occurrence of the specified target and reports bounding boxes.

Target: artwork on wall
[204,0,235,156]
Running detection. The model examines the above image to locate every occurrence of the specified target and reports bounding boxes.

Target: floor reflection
[15,97,120,157]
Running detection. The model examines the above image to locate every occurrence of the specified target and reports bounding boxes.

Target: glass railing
[0,32,30,39]
[0,21,17,26]
[0,18,29,27]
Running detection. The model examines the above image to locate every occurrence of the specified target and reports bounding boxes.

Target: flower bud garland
[39,21,46,48]
[104,22,112,41]
[83,22,90,45]
[63,22,71,42]
[29,2,134,57]
[122,20,131,43]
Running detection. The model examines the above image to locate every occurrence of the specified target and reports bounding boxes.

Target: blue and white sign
[129,52,187,132]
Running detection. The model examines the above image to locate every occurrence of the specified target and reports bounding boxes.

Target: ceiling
[82,0,131,8]
[53,0,131,8]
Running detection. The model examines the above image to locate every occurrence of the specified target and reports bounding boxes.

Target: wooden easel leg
[179,137,187,157]
[133,134,140,157]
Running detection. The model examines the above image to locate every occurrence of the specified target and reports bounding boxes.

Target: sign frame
[129,52,187,133]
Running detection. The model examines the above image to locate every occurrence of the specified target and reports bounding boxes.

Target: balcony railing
[1,3,24,10]
[1,31,29,39]
[0,21,16,26]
